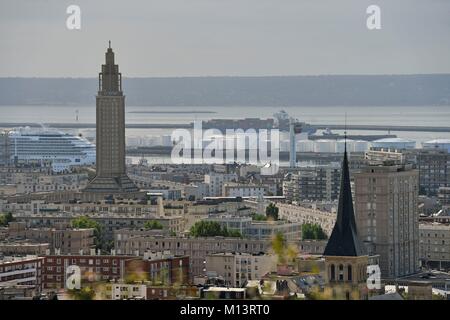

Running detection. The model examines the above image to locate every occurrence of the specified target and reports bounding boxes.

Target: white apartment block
[222,183,266,198]
[204,173,237,197]
[105,283,147,300]
[206,252,276,287]
[0,255,43,290]
[276,202,336,236]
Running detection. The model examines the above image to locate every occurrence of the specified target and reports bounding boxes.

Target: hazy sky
[1,0,449,77]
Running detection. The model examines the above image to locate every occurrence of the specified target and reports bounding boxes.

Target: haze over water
[1,105,450,143]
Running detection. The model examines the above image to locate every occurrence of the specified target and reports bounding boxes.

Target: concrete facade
[84,44,137,194]
[355,164,419,279]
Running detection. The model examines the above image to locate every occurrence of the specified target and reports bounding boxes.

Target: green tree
[251,213,267,221]
[0,212,14,226]
[265,203,279,221]
[144,220,164,230]
[271,232,298,265]
[190,221,241,238]
[71,216,104,250]
[301,223,328,240]
[227,229,243,238]
[68,287,96,300]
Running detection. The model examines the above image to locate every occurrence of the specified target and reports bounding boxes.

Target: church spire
[323,132,365,257]
[344,112,347,154]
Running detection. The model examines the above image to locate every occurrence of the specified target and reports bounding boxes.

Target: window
[339,264,344,281]
[330,264,335,281]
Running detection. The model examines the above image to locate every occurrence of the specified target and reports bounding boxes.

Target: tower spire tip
[344,112,347,153]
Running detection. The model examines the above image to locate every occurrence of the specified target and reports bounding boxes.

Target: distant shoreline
[1,75,449,107]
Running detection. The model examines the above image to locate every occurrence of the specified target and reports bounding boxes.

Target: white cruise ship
[1,127,96,172]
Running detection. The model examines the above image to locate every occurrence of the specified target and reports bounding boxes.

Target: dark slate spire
[323,143,365,257]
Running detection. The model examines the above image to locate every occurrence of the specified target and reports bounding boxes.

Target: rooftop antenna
[108,40,111,49]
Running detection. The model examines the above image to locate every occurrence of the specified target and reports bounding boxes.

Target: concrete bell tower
[84,42,138,195]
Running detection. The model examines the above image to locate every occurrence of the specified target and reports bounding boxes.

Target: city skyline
[0,0,449,304]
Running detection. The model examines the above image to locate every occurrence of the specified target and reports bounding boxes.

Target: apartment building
[206,252,276,287]
[283,163,341,202]
[419,223,450,271]
[5,221,95,255]
[276,202,336,236]
[204,173,238,197]
[205,215,302,241]
[222,183,267,198]
[354,163,420,279]
[113,234,270,278]
[0,255,44,290]
[415,149,450,196]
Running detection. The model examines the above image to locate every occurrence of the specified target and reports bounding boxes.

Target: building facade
[113,234,270,278]
[84,43,138,193]
[277,202,336,236]
[0,256,43,290]
[283,164,341,202]
[206,252,276,287]
[415,149,450,196]
[204,173,237,197]
[354,163,419,279]
[222,183,267,198]
[41,254,132,290]
[419,223,450,271]
[5,221,95,255]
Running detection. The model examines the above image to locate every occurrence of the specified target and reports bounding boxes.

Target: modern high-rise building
[415,149,450,196]
[283,163,341,202]
[84,43,138,194]
[354,159,419,279]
